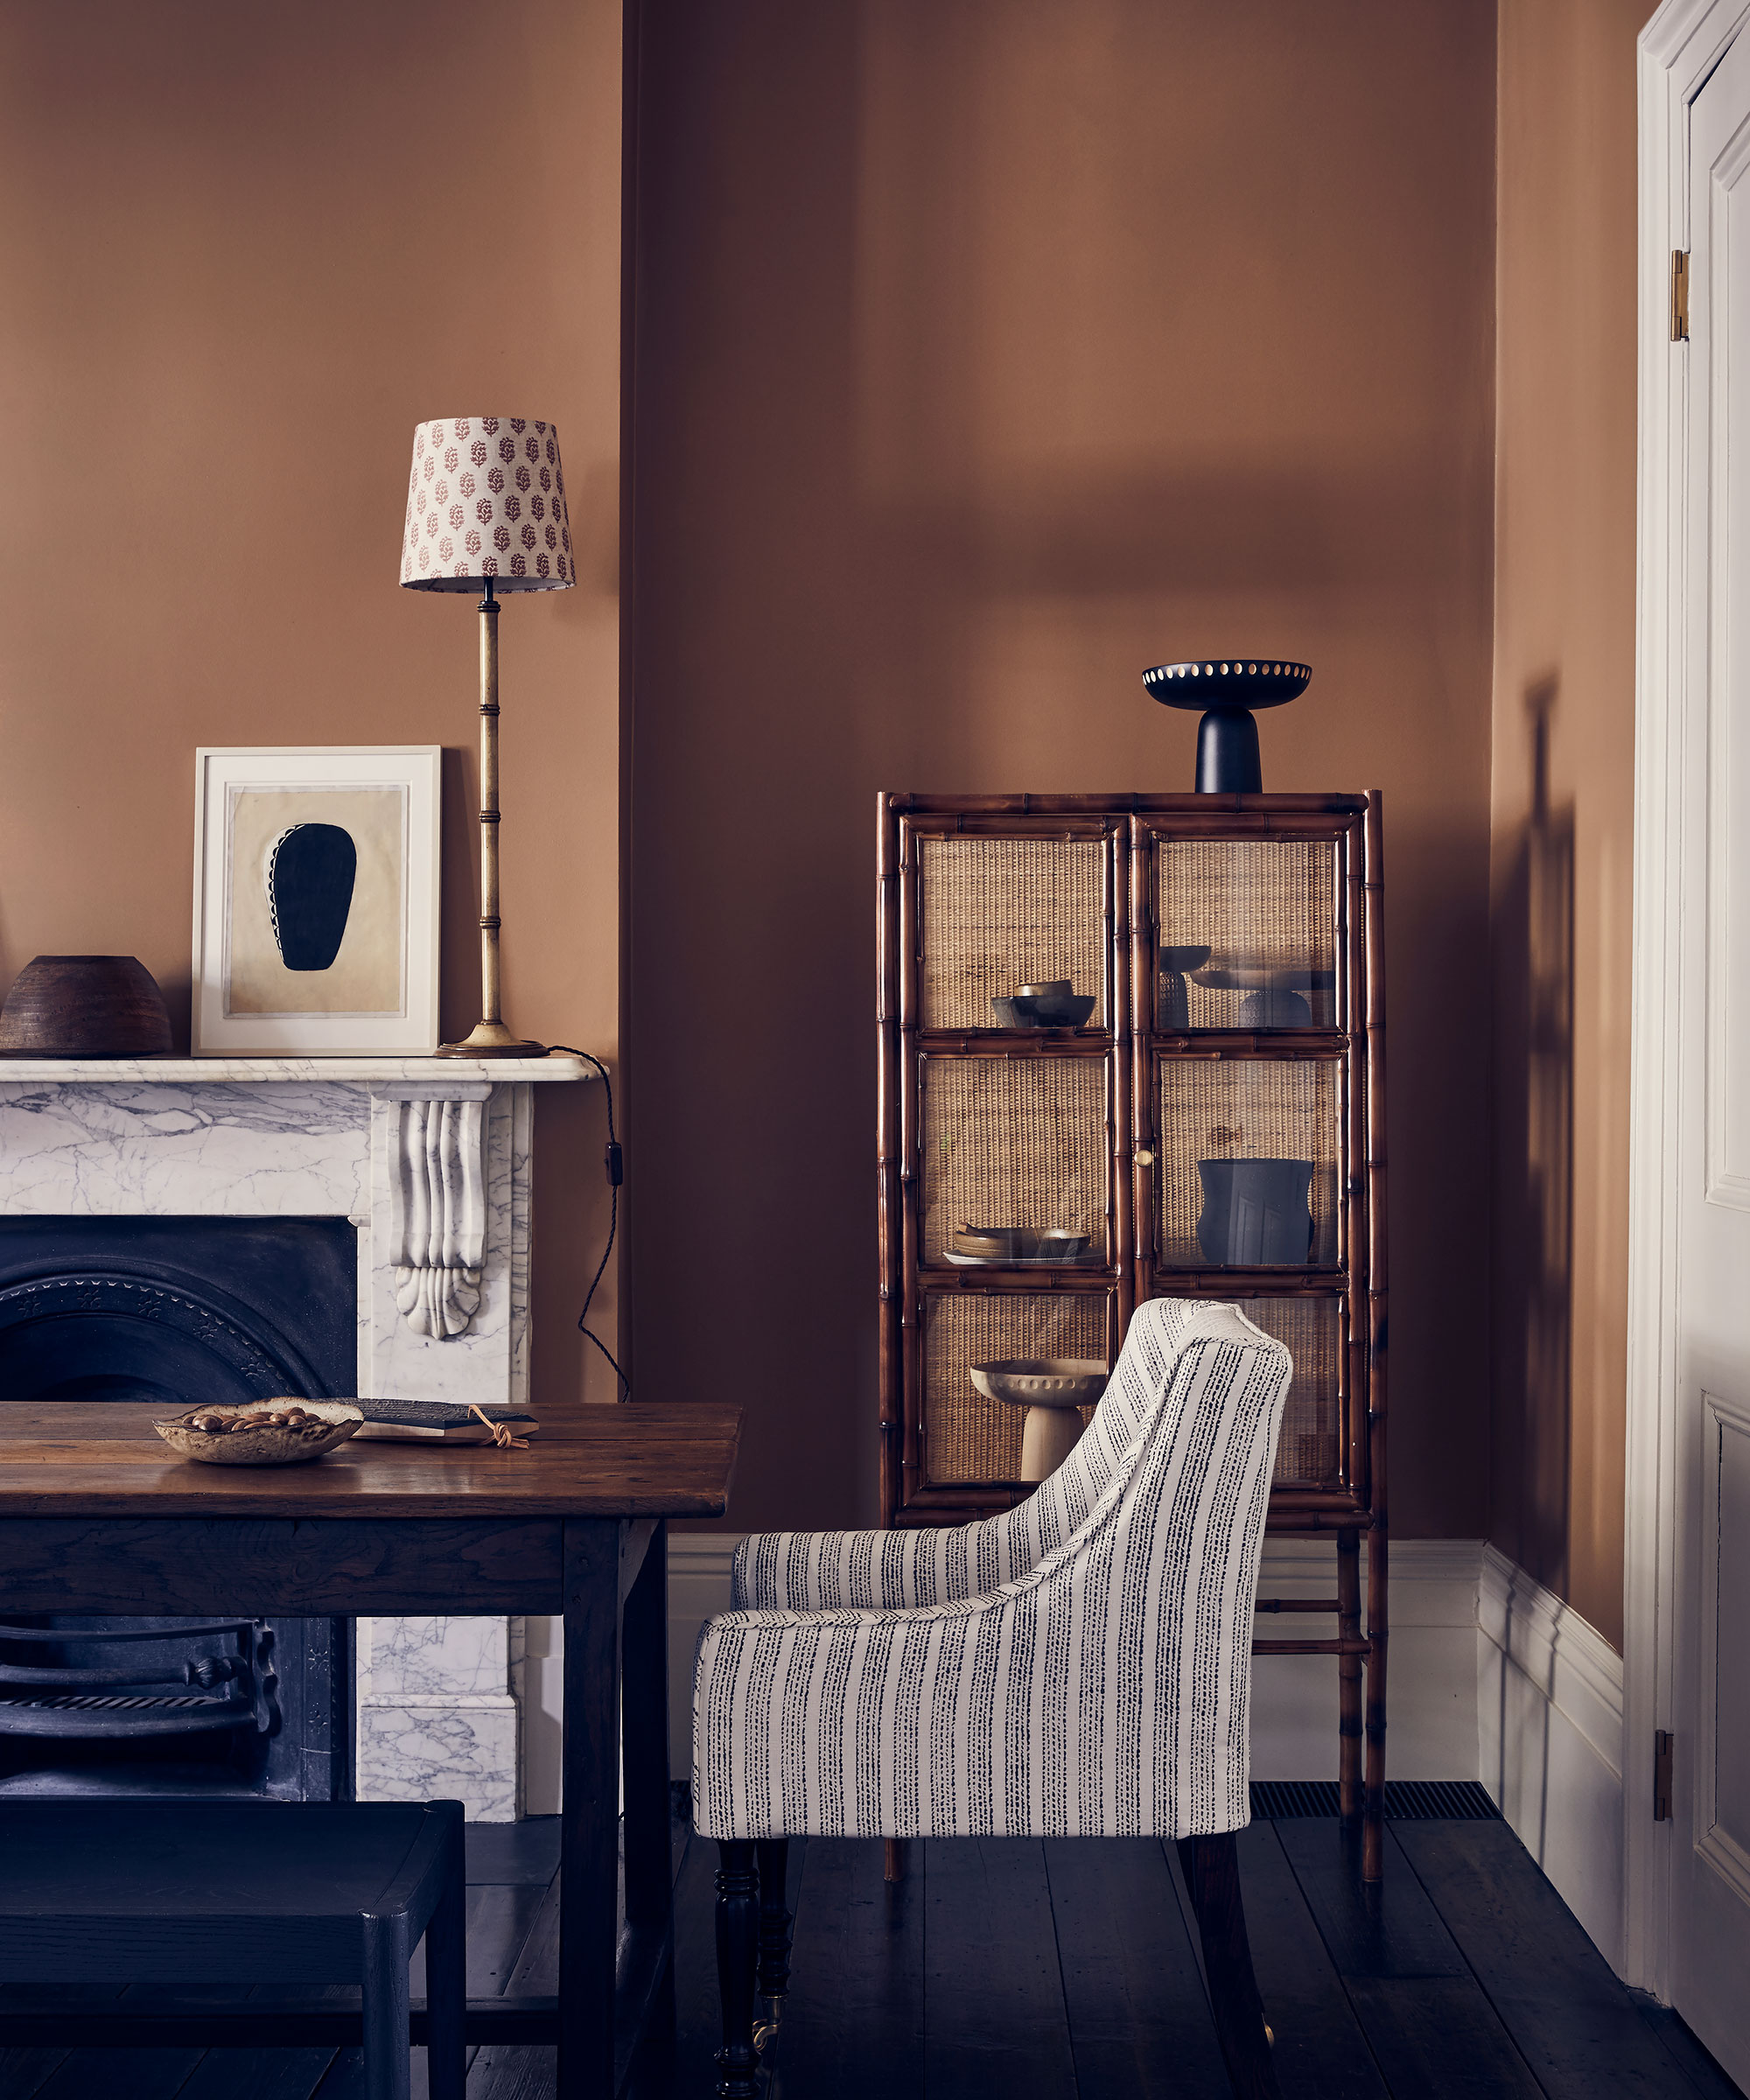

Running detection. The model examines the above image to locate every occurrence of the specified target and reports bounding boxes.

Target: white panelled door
[1673,28,1750,2085]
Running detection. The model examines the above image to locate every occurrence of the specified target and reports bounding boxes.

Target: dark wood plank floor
[0,1813,1740,2100]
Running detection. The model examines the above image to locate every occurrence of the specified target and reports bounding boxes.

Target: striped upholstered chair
[692,1297,1294,2099]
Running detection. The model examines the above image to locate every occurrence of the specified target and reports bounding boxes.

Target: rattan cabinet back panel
[879,790,1390,1873]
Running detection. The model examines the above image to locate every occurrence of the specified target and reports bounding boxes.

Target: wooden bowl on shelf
[0,956,173,1056]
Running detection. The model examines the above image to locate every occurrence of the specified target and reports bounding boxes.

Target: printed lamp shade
[400,416,574,591]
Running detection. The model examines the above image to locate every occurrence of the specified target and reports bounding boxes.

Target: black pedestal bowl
[1143,657,1311,794]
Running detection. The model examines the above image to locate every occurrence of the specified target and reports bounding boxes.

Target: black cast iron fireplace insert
[0,1216,357,1801]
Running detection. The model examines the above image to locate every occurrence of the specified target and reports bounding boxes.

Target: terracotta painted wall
[1488,0,1645,1651]
[630,0,1499,1537]
[0,2,625,1404]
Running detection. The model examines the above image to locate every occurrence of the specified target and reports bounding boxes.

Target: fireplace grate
[0,1620,274,1742]
[0,1691,256,1735]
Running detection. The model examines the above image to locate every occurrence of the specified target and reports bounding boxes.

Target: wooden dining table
[0,1397,744,2098]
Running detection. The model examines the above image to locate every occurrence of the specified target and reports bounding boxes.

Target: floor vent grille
[1250,1779,1502,1822]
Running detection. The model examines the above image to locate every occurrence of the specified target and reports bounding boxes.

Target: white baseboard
[666,1534,1486,1786]
[1478,1544,1626,1971]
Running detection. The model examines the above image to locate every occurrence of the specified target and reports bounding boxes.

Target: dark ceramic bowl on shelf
[991,991,1098,1030]
[0,956,173,1056]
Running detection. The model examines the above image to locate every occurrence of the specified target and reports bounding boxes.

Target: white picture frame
[192,746,441,1055]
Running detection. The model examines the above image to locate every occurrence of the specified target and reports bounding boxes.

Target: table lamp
[401,416,574,1056]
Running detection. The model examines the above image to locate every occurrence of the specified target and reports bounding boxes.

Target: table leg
[621,1518,672,1935]
[560,1517,621,2099]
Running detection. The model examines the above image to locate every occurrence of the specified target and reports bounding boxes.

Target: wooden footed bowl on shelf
[0,956,173,1056]
[970,1357,1110,1484]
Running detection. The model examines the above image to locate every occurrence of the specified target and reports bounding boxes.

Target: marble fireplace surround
[0,1054,592,1821]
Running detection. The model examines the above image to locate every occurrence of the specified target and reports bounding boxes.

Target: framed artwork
[192,746,441,1055]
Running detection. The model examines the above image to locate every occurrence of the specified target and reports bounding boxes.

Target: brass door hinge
[1654,1729,1674,1821]
[1673,251,1690,342]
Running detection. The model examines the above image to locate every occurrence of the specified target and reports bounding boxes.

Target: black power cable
[547,1046,631,1401]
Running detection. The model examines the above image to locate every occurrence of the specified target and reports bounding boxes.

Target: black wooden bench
[0,1798,466,2100]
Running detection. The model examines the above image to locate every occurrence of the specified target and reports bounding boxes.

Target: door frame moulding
[1628,0,1750,2000]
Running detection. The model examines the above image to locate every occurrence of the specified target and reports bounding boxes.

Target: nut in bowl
[153,1399,364,1466]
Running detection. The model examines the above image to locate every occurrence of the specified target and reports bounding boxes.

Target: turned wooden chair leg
[1179,1832,1281,2100]
[713,1839,760,2100]
[753,1837,794,2048]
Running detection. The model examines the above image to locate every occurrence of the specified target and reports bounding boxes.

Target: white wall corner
[1477,1544,1627,1973]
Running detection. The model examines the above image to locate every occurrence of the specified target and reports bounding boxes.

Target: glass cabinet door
[1152,835,1341,1032]
[916,828,1112,1034]
[1230,1294,1349,1489]
[1152,1055,1343,1270]
[920,1052,1112,1270]
[920,1287,1114,1488]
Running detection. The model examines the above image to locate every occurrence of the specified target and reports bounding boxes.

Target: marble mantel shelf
[0,1055,592,1083]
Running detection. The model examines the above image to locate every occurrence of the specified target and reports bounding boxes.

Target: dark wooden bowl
[0,956,174,1056]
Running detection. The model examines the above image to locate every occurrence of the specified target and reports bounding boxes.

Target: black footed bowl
[1144,659,1311,710]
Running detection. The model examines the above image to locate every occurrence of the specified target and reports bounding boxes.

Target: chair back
[955,1297,1266,1588]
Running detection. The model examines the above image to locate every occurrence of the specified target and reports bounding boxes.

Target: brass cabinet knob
[1136,1149,1156,1166]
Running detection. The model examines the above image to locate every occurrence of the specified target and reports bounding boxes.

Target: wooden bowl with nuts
[152,1399,364,1466]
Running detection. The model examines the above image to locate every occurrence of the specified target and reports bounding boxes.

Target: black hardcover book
[353,1397,538,1444]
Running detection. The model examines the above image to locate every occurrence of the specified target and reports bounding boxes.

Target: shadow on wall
[1493,676,1575,1595]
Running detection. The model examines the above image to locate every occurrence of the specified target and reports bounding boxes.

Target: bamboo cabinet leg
[1363,1528,1389,1881]
[1336,1529,1362,1824]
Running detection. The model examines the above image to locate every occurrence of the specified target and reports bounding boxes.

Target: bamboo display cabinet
[876,790,1390,1877]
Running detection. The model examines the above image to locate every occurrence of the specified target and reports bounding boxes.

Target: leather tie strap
[468,1405,529,1451]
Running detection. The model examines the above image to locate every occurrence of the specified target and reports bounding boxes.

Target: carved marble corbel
[384,1089,489,1339]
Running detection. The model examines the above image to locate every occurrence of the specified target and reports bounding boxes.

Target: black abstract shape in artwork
[265,822,357,971]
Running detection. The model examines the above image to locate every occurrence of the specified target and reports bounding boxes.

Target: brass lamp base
[435,1020,548,1059]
